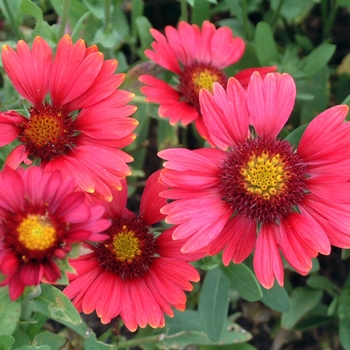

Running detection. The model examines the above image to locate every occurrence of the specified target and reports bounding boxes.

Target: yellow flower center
[17,214,57,251]
[240,152,288,200]
[24,112,63,147]
[192,69,221,94]
[112,226,142,262]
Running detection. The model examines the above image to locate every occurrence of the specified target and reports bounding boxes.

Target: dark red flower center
[95,216,157,279]
[4,209,62,262]
[219,136,307,224]
[178,62,227,111]
[18,104,77,162]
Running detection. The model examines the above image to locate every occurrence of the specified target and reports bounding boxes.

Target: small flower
[158,72,350,288]
[64,171,200,331]
[139,20,276,143]
[0,35,138,201]
[0,166,110,301]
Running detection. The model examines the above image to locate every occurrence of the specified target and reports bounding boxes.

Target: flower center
[179,62,227,111]
[19,104,77,162]
[112,226,142,262]
[241,152,287,201]
[96,216,156,279]
[219,136,307,224]
[17,214,57,251]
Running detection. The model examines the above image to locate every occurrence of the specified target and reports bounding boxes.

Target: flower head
[158,72,350,288]
[0,166,110,300]
[0,35,138,201]
[64,171,200,331]
[139,20,276,143]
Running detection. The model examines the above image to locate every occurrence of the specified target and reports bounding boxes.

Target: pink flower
[158,72,350,288]
[64,171,200,331]
[139,20,276,143]
[0,166,110,301]
[0,35,138,201]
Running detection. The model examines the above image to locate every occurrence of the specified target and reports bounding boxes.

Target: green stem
[179,0,188,22]
[58,0,72,39]
[241,0,251,41]
[104,0,111,32]
[323,0,338,40]
[269,0,286,30]
[21,285,42,321]
[2,0,22,40]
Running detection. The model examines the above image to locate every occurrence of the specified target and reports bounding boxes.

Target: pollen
[240,152,288,200]
[219,136,307,224]
[17,214,56,251]
[179,62,227,111]
[18,104,76,162]
[24,113,63,147]
[112,227,142,263]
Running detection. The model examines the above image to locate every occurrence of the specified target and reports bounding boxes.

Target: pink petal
[247,72,296,138]
[253,224,284,288]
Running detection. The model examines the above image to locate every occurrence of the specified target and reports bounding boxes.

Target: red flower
[158,72,350,288]
[139,20,276,143]
[0,166,110,300]
[0,35,138,201]
[64,171,200,331]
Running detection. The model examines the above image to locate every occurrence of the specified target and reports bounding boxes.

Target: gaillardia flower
[0,166,110,301]
[64,171,200,331]
[158,72,350,288]
[0,35,138,200]
[139,20,276,142]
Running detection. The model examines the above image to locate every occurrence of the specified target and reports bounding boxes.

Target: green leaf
[261,282,291,313]
[0,335,15,350]
[198,268,230,341]
[33,332,66,350]
[0,287,22,336]
[20,0,43,24]
[301,43,336,78]
[271,0,315,21]
[340,317,350,350]
[84,330,115,350]
[306,275,340,296]
[135,16,153,53]
[220,263,262,302]
[281,286,323,329]
[199,344,258,350]
[33,284,81,325]
[165,310,204,335]
[338,289,350,319]
[299,66,330,124]
[192,0,211,25]
[14,346,51,350]
[254,22,280,66]
[284,123,308,147]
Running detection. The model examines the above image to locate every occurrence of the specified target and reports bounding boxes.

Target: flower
[158,72,350,288]
[64,171,200,331]
[0,35,138,201]
[139,20,276,143]
[0,166,110,301]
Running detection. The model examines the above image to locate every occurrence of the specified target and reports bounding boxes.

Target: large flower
[64,171,200,331]
[158,72,350,288]
[139,20,276,143]
[0,166,110,301]
[0,35,138,201]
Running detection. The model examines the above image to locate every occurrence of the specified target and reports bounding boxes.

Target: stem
[21,285,42,321]
[179,0,188,22]
[241,0,251,41]
[269,0,286,30]
[58,0,72,38]
[323,0,338,40]
[2,0,22,39]
[104,0,111,32]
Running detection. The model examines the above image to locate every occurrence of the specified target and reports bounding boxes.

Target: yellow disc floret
[112,226,142,263]
[192,69,221,93]
[24,112,63,147]
[240,151,288,200]
[17,214,56,251]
